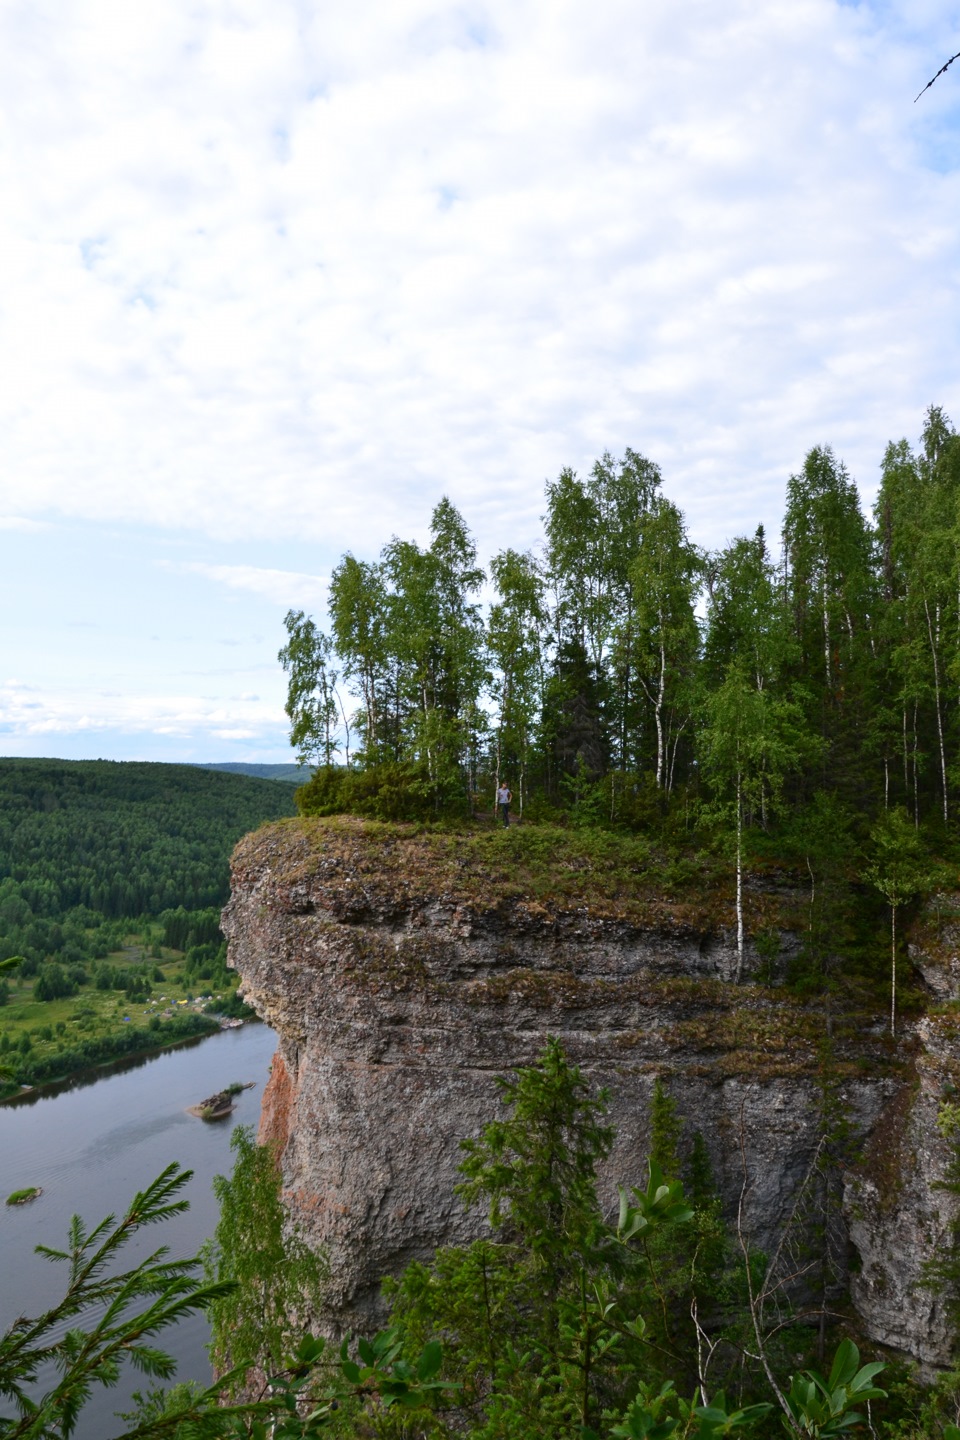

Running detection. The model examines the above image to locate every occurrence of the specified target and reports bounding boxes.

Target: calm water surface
[0,1023,279,1438]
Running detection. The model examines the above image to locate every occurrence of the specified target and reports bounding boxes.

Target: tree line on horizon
[281,405,960,848]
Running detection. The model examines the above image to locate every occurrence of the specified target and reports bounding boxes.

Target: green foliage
[627,495,701,794]
[649,1080,683,1181]
[607,1382,771,1439]
[387,1040,791,1439]
[160,907,223,952]
[207,989,256,1020]
[0,765,273,1091]
[33,962,79,1001]
[456,1035,614,1258]
[204,1127,329,1395]
[866,806,932,913]
[782,1338,886,1437]
[5,1188,40,1206]
[296,761,438,822]
[866,805,934,1033]
[279,613,343,768]
[0,1045,900,1439]
[0,1162,241,1439]
[275,412,960,1012]
[919,1102,960,1333]
[5,1012,217,1088]
[881,1357,960,1439]
[388,1041,626,1436]
[0,1165,453,1440]
[0,760,296,938]
[783,794,858,991]
[0,760,295,964]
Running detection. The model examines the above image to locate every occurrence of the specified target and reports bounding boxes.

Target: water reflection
[0,1022,278,1440]
[0,1031,212,1108]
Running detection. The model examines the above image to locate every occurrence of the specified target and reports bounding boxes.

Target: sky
[2,0,959,763]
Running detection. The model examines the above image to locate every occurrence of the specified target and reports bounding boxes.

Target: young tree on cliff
[865,806,931,1036]
[699,662,815,980]
[328,553,391,761]
[628,497,701,793]
[544,449,663,778]
[379,499,486,802]
[487,547,548,814]
[782,445,876,799]
[205,1127,329,1396]
[386,1037,619,1437]
[385,1041,793,1438]
[278,613,344,767]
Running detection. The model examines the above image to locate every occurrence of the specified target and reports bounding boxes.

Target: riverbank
[0,1012,232,1103]
[0,927,255,1093]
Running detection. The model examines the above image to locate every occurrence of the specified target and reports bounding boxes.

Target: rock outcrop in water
[222,817,960,1366]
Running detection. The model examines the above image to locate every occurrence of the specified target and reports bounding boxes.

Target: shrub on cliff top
[296,761,451,822]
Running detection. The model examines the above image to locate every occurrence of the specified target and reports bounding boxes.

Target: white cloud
[183,562,328,609]
[0,678,286,742]
[0,517,48,531]
[0,0,957,564]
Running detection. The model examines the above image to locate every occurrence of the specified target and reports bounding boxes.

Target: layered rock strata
[223,818,955,1363]
[845,915,960,1367]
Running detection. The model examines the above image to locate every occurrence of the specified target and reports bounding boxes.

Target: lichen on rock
[223,817,957,1363]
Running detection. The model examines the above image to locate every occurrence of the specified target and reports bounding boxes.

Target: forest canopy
[0,759,297,966]
[282,405,960,845]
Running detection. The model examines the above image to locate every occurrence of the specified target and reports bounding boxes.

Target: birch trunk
[924,596,948,825]
[735,771,744,983]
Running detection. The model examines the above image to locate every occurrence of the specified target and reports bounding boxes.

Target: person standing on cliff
[496,782,512,828]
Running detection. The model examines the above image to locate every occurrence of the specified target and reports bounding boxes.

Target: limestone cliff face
[844,922,960,1367]
[222,818,957,1364]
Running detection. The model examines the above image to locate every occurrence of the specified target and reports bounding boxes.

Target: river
[0,1022,279,1439]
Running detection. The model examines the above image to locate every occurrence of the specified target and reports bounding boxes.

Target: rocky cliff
[222,817,959,1365]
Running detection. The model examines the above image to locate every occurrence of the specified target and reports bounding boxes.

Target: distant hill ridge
[0,757,298,921]
[194,762,311,784]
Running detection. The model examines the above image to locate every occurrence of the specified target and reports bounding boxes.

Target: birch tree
[700,663,813,979]
[487,548,547,814]
[544,449,662,775]
[703,526,791,693]
[782,448,875,749]
[328,554,390,761]
[866,806,930,1036]
[380,498,486,800]
[630,498,701,792]
[278,613,343,766]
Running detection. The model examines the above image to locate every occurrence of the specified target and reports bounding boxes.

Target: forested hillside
[282,406,960,860]
[0,759,297,965]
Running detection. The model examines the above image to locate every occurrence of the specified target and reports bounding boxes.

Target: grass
[5,1188,41,1205]
[0,930,246,1092]
[251,814,742,929]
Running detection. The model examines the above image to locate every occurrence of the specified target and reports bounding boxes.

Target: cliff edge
[223,816,959,1364]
